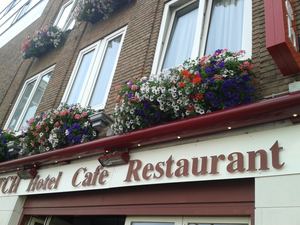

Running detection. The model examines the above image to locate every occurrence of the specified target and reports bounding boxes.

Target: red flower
[75,114,81,120]
[192,77,202,84]
[195,94,203,99]
[187,105,194,111]
[179,82,185,87]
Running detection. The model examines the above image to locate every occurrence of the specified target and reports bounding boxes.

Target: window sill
[0,92,300,173]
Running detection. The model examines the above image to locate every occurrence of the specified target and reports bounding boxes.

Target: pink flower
[213,74,223,80]
[223,48,228,52]
[131,97,139,102]
[75,114,81,119]
[45,127,49,132]
[60,120,63,125]
[243,61,253,70]
[115,85,121,91]
[114,94,120,100]
[54,122,59,127]
[81,112,87,117]
[242,70,248,75]
[36,125,41,131]
[29,118,34,124]
[52,114,57,119]
[30,141,34,147]
[33,132,37,136]
[131,85,138,91]
[60,111,67,116]
[5,129,9,133]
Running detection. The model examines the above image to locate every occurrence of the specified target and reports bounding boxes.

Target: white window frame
[4,65,55,132]
[61,26,127,110]
[125,216,251,225]
[53,0,77,31]
[151,0,252,75]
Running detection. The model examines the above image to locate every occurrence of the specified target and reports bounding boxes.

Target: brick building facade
[0,0,300,225]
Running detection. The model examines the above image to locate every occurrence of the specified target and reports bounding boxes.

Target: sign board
[265,0,300,76]
[0,124,300,197]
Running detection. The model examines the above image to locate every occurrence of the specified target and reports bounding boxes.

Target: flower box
[73,0,133,24]
[111,49,256,135]
[21,24,68,60]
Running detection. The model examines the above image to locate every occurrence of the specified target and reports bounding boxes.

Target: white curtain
[163,7,198,69]
[205,0,244,55]
[89,35,122,107]
[67,50,94,105]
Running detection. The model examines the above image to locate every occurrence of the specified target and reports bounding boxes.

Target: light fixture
[6,141,21,155]
[293,114,298,117]
[98,150,130,167]
[17,168,37,179]
[138,144,141,147]
[228,127,232,130]
[177,136,181,139]
[90,112,114,130]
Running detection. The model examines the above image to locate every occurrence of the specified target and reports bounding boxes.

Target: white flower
[185,110,190,115]
[39,132,44,137]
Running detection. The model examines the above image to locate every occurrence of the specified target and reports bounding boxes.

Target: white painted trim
[125,216,251,225]
[61,42,100,104]
[4,65,55,132]
[53,0,77,31]
[151,0,253,75]
[61,26,127,110]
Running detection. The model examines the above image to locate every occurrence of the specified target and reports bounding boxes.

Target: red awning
[0,93,299,172]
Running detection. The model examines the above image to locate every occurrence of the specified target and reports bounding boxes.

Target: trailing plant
[20,103,98,155]
[21,23,68,59]
[73,0,133,23]
[0,129,19,162]
[111,49,256,135]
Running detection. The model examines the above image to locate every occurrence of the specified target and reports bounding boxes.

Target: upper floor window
[0,0,43,35]
[4,65,54,132]
[54,0,76,31]
[151,0,252,74]
[61,26,127,110]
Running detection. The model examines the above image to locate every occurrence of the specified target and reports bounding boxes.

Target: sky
[0,0,13,12]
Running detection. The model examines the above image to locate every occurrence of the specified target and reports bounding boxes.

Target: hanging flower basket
[111,49,257,135]
[73,0,134,24]
[0,130,20,162]
[21,24,68,60]
[19,103,99,156]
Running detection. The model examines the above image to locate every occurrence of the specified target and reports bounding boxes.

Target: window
[61,26,127,110]
[151,0,252,74]
[54,0,77,31]
[125,217,251,225]
[4,65,54,132]
[14,0,31,22]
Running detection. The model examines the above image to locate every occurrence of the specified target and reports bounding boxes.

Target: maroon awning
[0,92,299,172]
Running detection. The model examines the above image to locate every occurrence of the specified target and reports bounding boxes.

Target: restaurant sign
[0,124,300,196]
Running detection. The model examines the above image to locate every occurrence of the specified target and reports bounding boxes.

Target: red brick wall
[1,0,300,129]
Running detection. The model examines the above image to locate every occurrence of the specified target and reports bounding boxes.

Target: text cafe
[0,122,300,225]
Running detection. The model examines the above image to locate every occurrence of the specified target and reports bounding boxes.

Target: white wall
[0,0,50,48]
[255,174,300,225]
[0,195,26,225]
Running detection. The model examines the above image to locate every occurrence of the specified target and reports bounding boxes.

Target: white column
[255,174,300,225]
[0,196,26,225]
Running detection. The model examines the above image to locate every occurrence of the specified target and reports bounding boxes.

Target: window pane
[16,1,30,21]
[89,35,122,107]
[132,223,174,225]
[205,0,244,55]
[20,73,51,128]
[67,50,95,104]
[57,2,73,29]
[163,5,198,69]
[8,80,36,131]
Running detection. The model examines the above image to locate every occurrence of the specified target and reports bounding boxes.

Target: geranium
[0,129,20,162]
[73,0,134,23]
[19,103,98,155]
[21,23,68,59]
[111,49,256,135]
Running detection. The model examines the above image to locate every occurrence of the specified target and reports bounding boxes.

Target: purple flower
[128,92,132,99]
[218,61,225,69]
[211,101,219,108]
[244,96,253,104]
[205,68,213,75]
[206,92,214,99]
[245,86,254,92]
[210,60,216,65]
[242,75,250,82]
[209,77,215,83]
